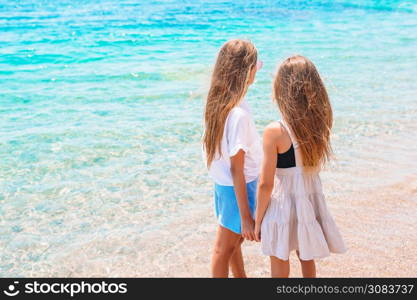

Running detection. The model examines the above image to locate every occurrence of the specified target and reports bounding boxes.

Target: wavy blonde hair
[273,55,333,167]
[203,39,257,167]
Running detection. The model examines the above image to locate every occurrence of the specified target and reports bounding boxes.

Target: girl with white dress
[254,55,346,277]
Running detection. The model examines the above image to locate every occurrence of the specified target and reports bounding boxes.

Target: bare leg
[211,226,243,278]
[229,238,246,278]
[270,256,290,278]
[296,250,316,278]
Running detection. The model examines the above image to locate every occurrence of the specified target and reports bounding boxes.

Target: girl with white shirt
[203,39,262,278]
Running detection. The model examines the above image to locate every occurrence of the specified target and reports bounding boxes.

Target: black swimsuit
[276,144,296,168]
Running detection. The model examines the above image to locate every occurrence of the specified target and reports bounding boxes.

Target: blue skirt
[214,179,258,234]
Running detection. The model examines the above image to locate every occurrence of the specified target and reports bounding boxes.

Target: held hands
[241,217,262,242]
[241,216,256,241]
[241,216,260,242]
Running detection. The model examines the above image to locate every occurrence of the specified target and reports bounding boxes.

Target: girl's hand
[241,216,255,241]
[254,222,261,242]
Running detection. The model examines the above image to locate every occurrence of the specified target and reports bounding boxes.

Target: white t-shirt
[204,99,263,186]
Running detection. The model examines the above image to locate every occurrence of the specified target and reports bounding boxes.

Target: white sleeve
[226,110,252,157]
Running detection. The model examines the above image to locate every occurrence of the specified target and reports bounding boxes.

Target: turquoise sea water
[1,0,417,276]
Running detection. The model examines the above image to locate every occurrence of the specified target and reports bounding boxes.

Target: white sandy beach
[39,171,417,278]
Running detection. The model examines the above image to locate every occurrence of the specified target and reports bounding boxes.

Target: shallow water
[0,0,416,276]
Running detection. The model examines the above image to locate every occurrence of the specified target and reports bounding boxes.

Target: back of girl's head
[204,39,258,167]
[273,55,333,167]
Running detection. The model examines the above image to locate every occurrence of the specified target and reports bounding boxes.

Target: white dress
[261,121,346,261]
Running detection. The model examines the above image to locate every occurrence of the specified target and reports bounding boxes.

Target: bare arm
[230,149,255,241]
[254,125,279,242]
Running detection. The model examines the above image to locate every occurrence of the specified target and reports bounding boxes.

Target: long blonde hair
[273,55,333,167]
[203,39,257,167]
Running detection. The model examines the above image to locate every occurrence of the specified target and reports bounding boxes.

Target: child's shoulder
[263,121,286,138]
[228,106,250,122]
[229,106,249,117]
